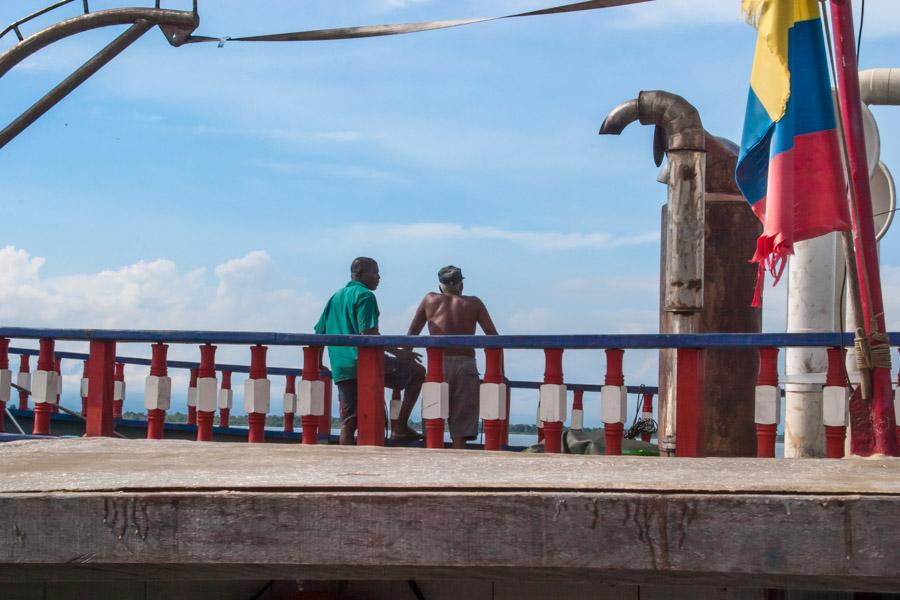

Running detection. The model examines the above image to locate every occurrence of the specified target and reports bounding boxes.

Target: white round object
[870,161,895,241]
[832,93,880,177]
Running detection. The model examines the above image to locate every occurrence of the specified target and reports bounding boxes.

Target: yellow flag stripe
[748,0,821,123]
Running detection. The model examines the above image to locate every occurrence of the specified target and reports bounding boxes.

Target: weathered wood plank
[1,438,899,495]
[0,491,899,591]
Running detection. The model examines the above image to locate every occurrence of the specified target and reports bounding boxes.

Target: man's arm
[406,296,429,336]
[475,298,499,335]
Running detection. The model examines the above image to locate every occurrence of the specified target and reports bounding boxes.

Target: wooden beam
[0,490,898,591]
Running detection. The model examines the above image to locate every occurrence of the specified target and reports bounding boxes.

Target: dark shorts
[337,354,424,426]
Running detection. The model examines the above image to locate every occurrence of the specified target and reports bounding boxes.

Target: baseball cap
[438,265,464,283]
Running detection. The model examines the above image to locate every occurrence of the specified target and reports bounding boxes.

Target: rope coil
[854,327,893,371]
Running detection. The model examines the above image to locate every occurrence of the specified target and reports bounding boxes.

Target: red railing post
[601,348,626,456]
[480,347,506,451]
[32,339,57,435]
[196,344,218,442]
[17,354,30,411]
[423,347,448,449]
[80,359,89,417]
[300,346,325,445]
[112,362,125,419]
[755,347,780,458]
[145,342,170,440]
[282,374,296,433]
[187,367,198,425]
[540,348,566,453]
[357,347,385,446]
[244,345,270,443]
[0,338,9,433]
[570,389,584,431]
[675,348,705,457]
[218,370,232,428]
[85,340,115,437]
[823,347,849,459]
[641,392,654,443]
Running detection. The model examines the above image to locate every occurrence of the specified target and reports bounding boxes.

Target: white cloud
[333,222,659,250]
[0,246,320,334]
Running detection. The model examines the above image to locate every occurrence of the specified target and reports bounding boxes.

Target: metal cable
[185,0,650,45]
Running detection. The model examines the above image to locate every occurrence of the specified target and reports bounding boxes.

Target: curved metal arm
[0,8,198,79]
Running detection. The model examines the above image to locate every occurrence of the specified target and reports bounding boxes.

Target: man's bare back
[408,291,498,356]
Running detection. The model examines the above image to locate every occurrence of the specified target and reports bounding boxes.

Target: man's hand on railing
[386,347,422,363]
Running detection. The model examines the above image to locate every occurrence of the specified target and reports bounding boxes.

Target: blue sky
[2,0,900,426]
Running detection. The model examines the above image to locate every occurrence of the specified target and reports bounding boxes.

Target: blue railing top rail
[5,347,660,395]
[2,327,899,349]
[6,346,318,378]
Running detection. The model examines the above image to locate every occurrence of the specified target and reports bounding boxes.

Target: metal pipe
[0,8,197,78]
[0,0,77,43]
[859,68,900,106]
[0,20,153,151]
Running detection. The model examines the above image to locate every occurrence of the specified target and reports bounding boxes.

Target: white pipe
[784,235,836,457]
[859,68,900,106]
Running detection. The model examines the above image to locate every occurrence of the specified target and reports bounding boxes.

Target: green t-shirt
[314,280,380,382]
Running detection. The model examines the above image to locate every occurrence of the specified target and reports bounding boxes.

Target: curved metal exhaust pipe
[600,91,705,166]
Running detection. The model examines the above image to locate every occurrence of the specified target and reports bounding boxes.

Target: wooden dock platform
[1,438,899,595]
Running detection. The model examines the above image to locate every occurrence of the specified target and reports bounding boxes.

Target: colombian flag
[736,0,850,306]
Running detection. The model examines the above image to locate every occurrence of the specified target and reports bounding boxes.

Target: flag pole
[828,0,898,456]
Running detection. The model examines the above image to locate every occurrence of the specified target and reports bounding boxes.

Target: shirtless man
[407,266,498,449]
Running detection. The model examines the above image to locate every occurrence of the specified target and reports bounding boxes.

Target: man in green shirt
[315,257,425,445]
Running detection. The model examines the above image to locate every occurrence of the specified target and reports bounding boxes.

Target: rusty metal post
[601,91,705,456]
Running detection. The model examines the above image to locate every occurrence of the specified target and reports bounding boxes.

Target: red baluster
[283,374,297,434]
[17,354,30,411]
[389,387,402,436]
[481,347,506,451]
[602,348,626,456]
[755,347,780,458]
[318,352,333,438]
[540,348,565,453]
[80,359,89,417]
[0,338,9,433]
[187,367,198,425]
[502,384,510,448]
[822,347,849,459]
[196,344,218,442]
[300,346,324,445]
[570,389,584,432]
[52,356,62,413]
[422,347,447,449]
[245,345,270,443]
[32,339,56,435]
[641,392,654,443]
[112,362,125,419]
[146,343,170,440]
[895,348,900,449]
[218,370,232,428]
